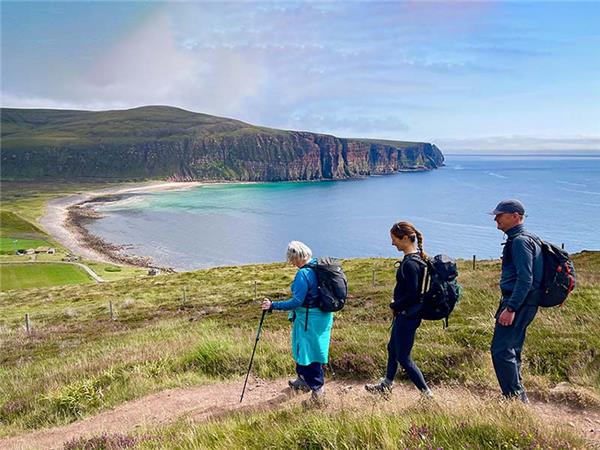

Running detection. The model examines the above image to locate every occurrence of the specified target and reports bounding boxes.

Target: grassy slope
[1,253,598,443]
[137,398,584,450]
[0,106,421,151]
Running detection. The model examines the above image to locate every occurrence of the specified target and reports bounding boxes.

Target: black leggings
[385,314,429,391]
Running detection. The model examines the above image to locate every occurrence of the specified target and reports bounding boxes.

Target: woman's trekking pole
[240,309,268,403]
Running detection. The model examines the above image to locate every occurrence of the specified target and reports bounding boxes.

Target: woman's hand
[261,298,273,311]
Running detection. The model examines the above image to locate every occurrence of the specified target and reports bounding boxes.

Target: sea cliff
[1,106,444,181]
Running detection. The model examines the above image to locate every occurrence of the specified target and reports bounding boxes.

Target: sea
[88,154,600,271]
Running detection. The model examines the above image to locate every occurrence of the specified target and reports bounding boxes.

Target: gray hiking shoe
[288,377,310,392]
[310,387,326,404]
[301,386,326,408]
[504,390,529,404]
[365,378,393,396]
[421,388,434,399]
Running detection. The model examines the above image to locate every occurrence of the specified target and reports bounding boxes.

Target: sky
[1,1,599,151]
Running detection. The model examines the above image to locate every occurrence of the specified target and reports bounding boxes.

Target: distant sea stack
[0,106,444,182]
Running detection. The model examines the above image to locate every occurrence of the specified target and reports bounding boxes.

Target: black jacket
[390,254,425,313]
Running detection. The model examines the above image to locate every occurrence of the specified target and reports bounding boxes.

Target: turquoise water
[89,154,600,270]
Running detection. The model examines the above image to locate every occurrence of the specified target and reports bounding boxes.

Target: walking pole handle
[240,309,267,403]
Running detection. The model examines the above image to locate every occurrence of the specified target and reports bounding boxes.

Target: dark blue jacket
[500,224,543,310]
[390,254,425,313]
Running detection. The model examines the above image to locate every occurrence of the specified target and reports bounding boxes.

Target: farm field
[0,263,94,291]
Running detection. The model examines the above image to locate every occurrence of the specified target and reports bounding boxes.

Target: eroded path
[2,379,599,450]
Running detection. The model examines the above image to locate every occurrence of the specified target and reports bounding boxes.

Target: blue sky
[1,1,599,151]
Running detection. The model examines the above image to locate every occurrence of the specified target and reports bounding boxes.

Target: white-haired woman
[261,241,334,403]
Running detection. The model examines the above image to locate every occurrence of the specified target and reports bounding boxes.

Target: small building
[16,249,27,256]
[35,247,50,254]
[47,248,56,254]
[25,249,35,255]
[148,268,160,276]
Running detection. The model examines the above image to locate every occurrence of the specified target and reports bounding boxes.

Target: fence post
[25,313,30,334]
[372,269,376,287]
[561,243,565,250]
[254,280,257,302]
[109,301,114,320]
[472,255,476,270]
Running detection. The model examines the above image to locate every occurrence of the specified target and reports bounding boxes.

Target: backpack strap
[305,306,309,332]
[299,264,317,332]
[399,254,429,296]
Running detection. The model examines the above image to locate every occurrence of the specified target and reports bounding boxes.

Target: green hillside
[0,106,444,182]
[1,252,598,445]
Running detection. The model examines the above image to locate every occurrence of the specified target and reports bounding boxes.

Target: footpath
[1,379,599,450]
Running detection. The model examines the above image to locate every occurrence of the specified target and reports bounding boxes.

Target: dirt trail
[2,379,599,450]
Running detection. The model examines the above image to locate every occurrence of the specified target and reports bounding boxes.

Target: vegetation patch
[0,237,50,254]
[0,253,598,441]
[0,210,46,236]
[139,399,584,450]
[64,432,154,450]
[0,263,93,291]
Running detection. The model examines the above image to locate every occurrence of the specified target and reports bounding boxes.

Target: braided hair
[390,221,428,260]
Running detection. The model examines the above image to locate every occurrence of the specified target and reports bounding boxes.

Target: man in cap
[489,199,543,403]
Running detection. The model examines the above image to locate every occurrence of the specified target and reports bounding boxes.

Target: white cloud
[436,136,600,152]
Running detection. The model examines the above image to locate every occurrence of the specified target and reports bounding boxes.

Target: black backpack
[303,257,348,312]
[510,233,576,307]
[405,254,461,327]
[302,257,348,331]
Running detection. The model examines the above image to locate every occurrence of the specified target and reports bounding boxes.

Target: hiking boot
[288,377,310,392]
[365,379,393,397]
[311,386,325,401]
[504,390,529,404]
[421,388,434,399]
[302,387,326,408]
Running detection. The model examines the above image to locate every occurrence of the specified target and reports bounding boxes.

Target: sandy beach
[39,181,204,269]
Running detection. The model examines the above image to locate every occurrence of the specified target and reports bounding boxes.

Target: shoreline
[37,177,373,271]
[39,181,206,271]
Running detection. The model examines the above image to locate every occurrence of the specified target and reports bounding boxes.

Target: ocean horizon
[87,153,600,271]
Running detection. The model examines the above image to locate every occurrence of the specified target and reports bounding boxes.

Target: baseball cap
[489,199,525,216]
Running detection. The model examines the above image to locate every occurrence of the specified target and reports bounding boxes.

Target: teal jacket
[271,259,334,365]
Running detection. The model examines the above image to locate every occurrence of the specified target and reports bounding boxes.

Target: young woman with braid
[365,221,433,397]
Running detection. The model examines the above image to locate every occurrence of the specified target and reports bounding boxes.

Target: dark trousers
[296,362,324,391]
[491,303,538,397]
[386,314,429,392]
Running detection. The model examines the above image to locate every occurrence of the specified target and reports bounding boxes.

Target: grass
[0,263,94,291]
[135,396,585,450]
[0,237,50,254]
[0,210,46,235]
[0,252,598,442]
[85,262,144,282]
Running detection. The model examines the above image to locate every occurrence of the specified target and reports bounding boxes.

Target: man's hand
[497,308,515,326]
